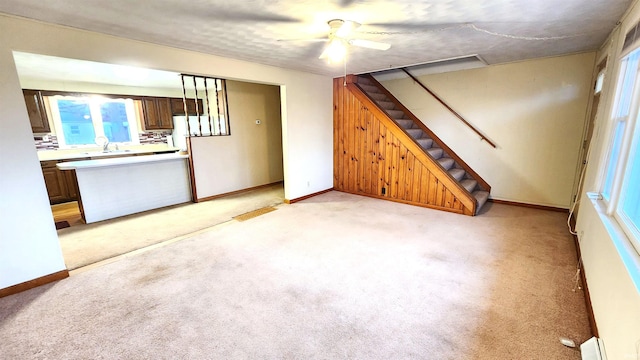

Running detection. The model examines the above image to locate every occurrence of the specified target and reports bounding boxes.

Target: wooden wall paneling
[378,124,387,197]
[430,175,439,206]
[357,101,365,193]
[385,126,394,197]
[444,190,454,209]
[345,92,353,192]
[412,158,422,201]
[406,152,415,200]
[436,178,445,206]
[370,113,379,196]
[333,79,339,188]
[398,147,407,201]
[339,80,345,190]
[340,83,347,191]
[366,111,374,195]
[419,162,429,203]
[390,134,399,199]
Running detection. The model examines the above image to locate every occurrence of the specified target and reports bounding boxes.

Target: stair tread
[359,84,380,93]
[438,157,455,170]
[427,147,443,159]
[473,191,490,214]
[417,138,433,148]
[358,77,373,85]
[449,168,465,181]
[396,119,414,129]
[406,129,424,138]
[369,93,387,101]
[386,109,405,118]
[460,179,478,193]
[378,101,395,110]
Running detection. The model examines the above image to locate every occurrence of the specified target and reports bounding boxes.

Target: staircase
[334,74,490,215]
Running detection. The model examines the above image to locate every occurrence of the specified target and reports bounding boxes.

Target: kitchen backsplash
[35,131,172,151]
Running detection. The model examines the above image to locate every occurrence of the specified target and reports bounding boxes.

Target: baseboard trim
[196,181,284,203]
[284,188,333,204]
[569,215,599,337]
[489,199,568,213]
[0,270,69,298]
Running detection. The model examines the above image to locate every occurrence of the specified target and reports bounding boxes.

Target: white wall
[575,1,640,358]
[380,53,596,208]
[0,49,67,288]
[0,14,332,289]
[191,81,284,198]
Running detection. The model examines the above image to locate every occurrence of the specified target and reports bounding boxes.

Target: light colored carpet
[57,183,284,270]
[0,191,590,359]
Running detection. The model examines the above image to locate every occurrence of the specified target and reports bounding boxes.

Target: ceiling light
[321,38,347,64]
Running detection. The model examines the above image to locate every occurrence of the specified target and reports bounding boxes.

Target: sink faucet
[103,139,109,152]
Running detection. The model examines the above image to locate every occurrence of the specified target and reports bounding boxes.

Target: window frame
[47,95,140,149]
[599,46,640,256]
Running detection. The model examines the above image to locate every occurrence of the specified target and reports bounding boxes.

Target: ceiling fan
[306,19,392,63]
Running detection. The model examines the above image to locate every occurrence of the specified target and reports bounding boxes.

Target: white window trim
[47,95,140,149]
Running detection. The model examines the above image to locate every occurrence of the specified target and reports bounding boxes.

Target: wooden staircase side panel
[356,74,491,193]
[333,78,474,215]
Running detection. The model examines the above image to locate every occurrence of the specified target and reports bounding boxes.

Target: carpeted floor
[0,191,590,359]
[57,183,284,270]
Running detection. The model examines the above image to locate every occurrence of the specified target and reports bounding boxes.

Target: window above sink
[46,95,141,149]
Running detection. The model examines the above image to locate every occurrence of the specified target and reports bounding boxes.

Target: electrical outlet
[381,187,386,195]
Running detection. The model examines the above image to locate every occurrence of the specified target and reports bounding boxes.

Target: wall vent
[580,337,607,360]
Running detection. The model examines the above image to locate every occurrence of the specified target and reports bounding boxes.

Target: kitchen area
[28,87,201,227]
[15,51,285,270]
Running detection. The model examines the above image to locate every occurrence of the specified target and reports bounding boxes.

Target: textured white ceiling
[0,0,632,77]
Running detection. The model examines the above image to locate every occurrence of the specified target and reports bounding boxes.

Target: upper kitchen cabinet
[23,89,51,133]
[142,97,173,130]
[170,98,204,116]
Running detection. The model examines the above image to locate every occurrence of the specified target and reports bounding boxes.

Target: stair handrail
[400,68,497,149]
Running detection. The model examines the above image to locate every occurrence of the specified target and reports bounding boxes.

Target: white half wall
[380,53,596,208]
[0,14,332,289]
[191,81,284,198]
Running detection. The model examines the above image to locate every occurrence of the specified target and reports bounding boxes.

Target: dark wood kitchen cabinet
[41,159,82,204]
[170,97,204,116]
[142,97,173,130]
[23,90,51,133]
[41,161,68,204]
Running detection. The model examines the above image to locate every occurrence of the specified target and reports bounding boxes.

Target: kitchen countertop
[57,153,189,170]
[38,144,182,161]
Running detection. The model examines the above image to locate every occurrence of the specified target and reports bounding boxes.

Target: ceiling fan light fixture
[322,38,347,63]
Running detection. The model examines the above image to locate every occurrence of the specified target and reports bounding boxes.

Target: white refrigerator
[172,115,210,151]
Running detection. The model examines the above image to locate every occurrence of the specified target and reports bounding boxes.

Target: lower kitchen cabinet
[41,161,68,204]
[41,159,82,204]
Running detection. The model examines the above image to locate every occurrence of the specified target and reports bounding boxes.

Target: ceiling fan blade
[338,0,358,7]
[319,46,331,60]
[349,39,391,51]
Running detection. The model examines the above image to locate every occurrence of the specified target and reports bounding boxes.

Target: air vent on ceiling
[367,55,488,81]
